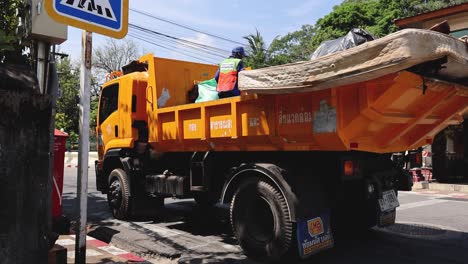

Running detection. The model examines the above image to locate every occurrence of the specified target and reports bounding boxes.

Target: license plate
[378,190,399,212]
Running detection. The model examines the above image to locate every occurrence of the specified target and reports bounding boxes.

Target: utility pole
[75,30,92,264]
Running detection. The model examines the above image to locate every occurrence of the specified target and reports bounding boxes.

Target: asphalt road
[62,167,468,264]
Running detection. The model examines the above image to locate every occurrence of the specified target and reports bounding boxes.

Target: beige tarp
[239,29,468,94]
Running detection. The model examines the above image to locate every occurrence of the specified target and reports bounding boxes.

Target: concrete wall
[0,65,52,264]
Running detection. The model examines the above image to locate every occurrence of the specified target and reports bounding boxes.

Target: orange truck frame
[95,53,468,262]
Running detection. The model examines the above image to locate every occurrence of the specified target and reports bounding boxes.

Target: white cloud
[182,33,216,47]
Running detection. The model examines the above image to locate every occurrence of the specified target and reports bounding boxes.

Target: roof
[395,3,468,27]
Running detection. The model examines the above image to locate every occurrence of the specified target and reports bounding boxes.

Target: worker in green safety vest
[215,46,245,98]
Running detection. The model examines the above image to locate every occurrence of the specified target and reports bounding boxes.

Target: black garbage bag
[311,28,375,59]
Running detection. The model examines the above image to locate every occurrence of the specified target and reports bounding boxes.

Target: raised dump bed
[100,29,468,155]
[147,70,468,153]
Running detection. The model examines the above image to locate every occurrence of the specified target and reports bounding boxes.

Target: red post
[52,129,68,219]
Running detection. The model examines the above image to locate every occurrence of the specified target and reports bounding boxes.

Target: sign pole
[75,30,92,264]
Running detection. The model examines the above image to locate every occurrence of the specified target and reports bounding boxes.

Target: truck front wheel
[230,178,293,262]
[107,169,131,220]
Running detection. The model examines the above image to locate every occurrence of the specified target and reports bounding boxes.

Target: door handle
[114,125,118,137]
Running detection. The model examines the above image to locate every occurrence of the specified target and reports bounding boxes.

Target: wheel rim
[245,196,275,242]
[109,179,122,209]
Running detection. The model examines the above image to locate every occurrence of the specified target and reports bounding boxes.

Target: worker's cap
[232,46,246,57]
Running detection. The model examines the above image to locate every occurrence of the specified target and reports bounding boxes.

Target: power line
[128,33,215,64]
[129,23,229,53]
[129,29,226,61]
[130,8,247,47]
[129,24,229,57]
[129,30,223,62]
[128,33,218,64]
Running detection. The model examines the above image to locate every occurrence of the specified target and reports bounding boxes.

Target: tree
[55,57,80,143]
[243,29,269,69]
[265,0,467,65]
[243,26,317,69]
[0,0,29,64]
[92,38,141,95]
[269,24,317,64]
[313,0,466,45]
[93,38,140,73]
[311,0,380,48]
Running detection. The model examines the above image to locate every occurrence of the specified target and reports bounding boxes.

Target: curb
[375,221,463,242]
[413,182,468,192]
[90,225,182,259]
[56,234,148,263]
[373,221,467,253]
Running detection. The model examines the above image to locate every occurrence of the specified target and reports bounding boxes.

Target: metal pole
[37,41,47,93]
[47,46,58,237]
[75,30,92,264]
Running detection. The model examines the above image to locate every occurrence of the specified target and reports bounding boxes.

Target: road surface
[62,167,468,263]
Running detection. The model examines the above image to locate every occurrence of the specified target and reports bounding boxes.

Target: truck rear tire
[107,169,131,220]
[230,178,293,262]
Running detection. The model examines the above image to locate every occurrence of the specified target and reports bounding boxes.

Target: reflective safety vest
[217,58,241,92]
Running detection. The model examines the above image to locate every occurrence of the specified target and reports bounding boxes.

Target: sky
[57,0,343,65]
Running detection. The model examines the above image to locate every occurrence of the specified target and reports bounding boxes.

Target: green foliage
[243,29,268,69]
[313,0,378,45]
[55,113,73,133]
[0,0,29,64]
[55,57,100,149]
[0,0,20,43]
[0,30,15,52]
[403,0,467,16]
[269,25,317,65]
[245,0,466,68]
[90,96,99,134]
[243,25,317,69]
[55,57,80,141]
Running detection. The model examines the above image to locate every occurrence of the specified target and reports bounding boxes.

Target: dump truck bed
[136,29,468,154]
[146,72,467,154]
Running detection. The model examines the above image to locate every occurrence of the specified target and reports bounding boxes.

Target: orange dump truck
[96,29,468,262]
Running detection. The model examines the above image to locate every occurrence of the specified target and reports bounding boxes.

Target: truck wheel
[107,169,131,220]
[230,178,293,262]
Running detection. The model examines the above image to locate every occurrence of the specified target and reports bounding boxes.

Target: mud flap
[296,210,334,259]
[378,209,396,227]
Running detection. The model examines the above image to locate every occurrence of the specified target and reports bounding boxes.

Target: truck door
[97,83,120,155]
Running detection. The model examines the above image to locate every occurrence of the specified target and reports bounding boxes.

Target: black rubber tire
[230,178,293,262]
[107,168,131,220]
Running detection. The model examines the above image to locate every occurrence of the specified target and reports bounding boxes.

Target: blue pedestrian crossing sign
[45,0,128,38]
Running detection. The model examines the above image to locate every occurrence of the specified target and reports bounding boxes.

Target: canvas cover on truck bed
[239,29,468,94]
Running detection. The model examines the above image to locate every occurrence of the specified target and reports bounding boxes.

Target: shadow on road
[62,193,468,263]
